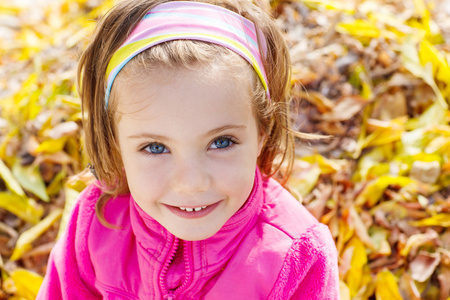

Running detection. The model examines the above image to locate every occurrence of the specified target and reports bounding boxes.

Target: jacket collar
[129,167,264,268]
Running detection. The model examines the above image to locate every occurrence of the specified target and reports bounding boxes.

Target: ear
[257,130,267,158]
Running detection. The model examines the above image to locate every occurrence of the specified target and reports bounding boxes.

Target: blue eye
[211,136,235,149]
[145,143,167,154]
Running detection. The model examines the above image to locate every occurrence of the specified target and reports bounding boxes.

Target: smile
[179,206,208,212]
[165,201,221,219]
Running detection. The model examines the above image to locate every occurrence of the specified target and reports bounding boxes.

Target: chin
[173,228,220,241]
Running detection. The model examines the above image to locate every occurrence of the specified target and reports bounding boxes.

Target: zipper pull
[164,293,176,300]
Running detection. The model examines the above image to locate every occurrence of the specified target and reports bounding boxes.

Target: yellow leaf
[412,0,430,21]
[35,137,68,154]
[0,4,21,14]
[336,19,380,38]
[410,213,450,227]
[12,162,49,202]
[349,64,373,100]
[425,136,450,155]
[46,169,67,196]
[369,226,391,256]
[344,237,368,296]
[355,175,414,207]
[0,127,19,160]
[375,269,403,300]
[301,154,341,174]
[0,192,43,224]
[301,0,355,14]
[57,187,79,239]
[401,37,448,109]
[336,218,354,253]
[359,118,406,150]
[0,159,25,196]
[339,281,351,300]
[290,163,321,197]
[10,269,43,300]
[419,40,450,84]
[294,90,334,113]
[11,209,62,261]
[410,101,448,130]
[354,145,394,181]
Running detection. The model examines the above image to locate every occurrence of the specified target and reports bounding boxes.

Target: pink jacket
[37,169,339,299]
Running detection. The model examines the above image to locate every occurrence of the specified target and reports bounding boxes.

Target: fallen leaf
[9,268,43,300]
[399,273,421,300]
[409,251,440,282]
[355,175,413,207]
[374,269,403,300]
[46,121,78,139]
[12,162,49,202]
[290,161,322,197]
[0,159,25,196]
[35,137,68,154]
[344,237,367,296]
[57,186,79,238]
[359,117,406,150]
[321,95,368,121]
[339,280,351,300]
[410,214,450,227]
[300,154,342,174]
[10,208,62,261]
[349,205,377,250]
[0,192,43,224]
[438,266,450,300]
[401,37,448,109]
[409,160,441,184]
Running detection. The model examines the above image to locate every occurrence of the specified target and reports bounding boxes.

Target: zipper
[173,240,193,293]
[160,237,179,299]
[160,239,193,299]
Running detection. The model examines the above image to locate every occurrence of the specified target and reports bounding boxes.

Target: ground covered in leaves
[0,0,450,299]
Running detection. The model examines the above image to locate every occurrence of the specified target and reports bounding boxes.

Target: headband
[104,1,270,107]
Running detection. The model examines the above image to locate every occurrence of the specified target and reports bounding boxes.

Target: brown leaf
[409,251,441,282]
[306,183,332,220]
[321,95,368,121]
[399,273,421,300]
[438,266,450,300]
[409,160,441,184]
[46,121,79,139]
[349,205,376,250]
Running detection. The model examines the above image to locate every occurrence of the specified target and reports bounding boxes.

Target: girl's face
[115,65,265,241]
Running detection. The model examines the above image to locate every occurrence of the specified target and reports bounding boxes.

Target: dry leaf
[409,251,441,282]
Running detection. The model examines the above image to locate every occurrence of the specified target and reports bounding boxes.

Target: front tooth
[194,207,202,212]
[186,208,194,212]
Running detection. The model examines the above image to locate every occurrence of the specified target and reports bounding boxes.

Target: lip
[165,201,220,219]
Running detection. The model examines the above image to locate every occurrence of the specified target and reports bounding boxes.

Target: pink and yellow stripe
[105,1,269,106]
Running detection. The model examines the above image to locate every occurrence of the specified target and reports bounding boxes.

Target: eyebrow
[127,124,247,140]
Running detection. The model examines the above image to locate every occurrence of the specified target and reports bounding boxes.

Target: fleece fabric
[37,168,339,299]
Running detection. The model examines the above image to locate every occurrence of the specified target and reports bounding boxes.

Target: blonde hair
[78,0,305,225]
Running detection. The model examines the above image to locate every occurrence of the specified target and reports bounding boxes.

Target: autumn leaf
[375,269,403,300]
[11,209,62,261]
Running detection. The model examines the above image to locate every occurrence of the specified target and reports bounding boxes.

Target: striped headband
[104,1,270,107]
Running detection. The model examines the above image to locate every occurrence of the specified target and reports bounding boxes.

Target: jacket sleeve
[36,185,101,300]
[268,223,340,300]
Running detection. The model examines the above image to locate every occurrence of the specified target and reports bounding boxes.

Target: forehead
[113,65,256,136]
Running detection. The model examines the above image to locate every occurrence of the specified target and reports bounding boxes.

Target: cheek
[122,153,169,200]
[211,156,256,199]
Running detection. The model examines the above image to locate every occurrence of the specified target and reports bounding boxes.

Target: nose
[171,155,211,194]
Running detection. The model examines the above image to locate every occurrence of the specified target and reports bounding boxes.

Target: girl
[37,0,339,299]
